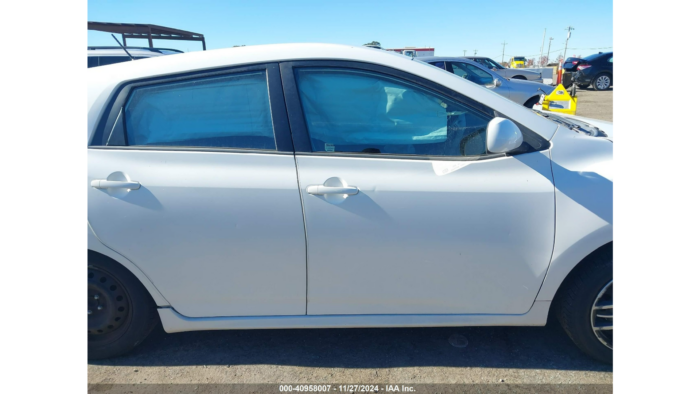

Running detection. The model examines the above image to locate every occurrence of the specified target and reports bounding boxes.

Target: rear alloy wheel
[592,74,611,90]
[88,254,158,359]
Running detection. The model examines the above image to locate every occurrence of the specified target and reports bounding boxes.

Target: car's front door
[282,62,555,315]
[88,64,307,318]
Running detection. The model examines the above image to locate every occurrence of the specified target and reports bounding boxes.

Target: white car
[87,44,613,363]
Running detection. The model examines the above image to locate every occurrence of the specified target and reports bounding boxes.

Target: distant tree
[556,54,565,63]
[538,55,549,67]
[526,58,535,67]
[363,41,381,47]
[500,61,509,68]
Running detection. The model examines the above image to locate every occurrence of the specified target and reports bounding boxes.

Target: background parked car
[573,52,613,90]
[87,46,183,68]
[419,56,554,108]
[466,56,543,82]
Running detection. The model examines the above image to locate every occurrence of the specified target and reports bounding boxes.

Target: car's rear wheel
[555,246,613,364]
[88,254,158,359]
[592,74,611,90]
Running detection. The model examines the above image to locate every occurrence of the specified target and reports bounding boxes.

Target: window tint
[430,62,446,70]
[122,71,276,149]
[608,57,613,63]
[449,62,494,86]
[88,57,98,68]
[295,68,492,157]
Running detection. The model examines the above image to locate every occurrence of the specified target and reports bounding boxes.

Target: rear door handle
[306,185,359,195]
[90,180,141,190]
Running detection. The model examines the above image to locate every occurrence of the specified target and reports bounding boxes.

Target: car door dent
[88,222,170,306]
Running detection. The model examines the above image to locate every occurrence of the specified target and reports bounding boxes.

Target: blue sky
[88,0,612,61]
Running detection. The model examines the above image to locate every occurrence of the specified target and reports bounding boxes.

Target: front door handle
[306,185,358,195]
[91,180,141,190]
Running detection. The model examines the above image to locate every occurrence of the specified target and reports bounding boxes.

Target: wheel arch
[537,225,612,304]
[88,223,170,306]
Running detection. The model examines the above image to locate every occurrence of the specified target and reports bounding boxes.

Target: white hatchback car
[88,44,613,363]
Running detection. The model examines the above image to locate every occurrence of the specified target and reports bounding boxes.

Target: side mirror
[487,117,523,153]
[493,78,502,87]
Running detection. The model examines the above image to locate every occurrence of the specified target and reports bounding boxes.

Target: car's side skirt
[158,301,551,333]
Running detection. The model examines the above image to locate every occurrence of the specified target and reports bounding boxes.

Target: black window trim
[279,60,549,161]
[89,62,294,155]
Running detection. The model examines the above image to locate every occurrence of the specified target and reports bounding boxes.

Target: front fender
[537,126,613,301]
[88,222,170,306]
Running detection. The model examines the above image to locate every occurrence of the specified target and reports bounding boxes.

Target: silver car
[465,56,543,82]
[418,57,555,108]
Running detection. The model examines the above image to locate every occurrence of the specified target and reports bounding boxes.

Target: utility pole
[546,37,553,64]
[474,50,478,56]
[463,50,466,56]
[539,28,547,66]
[563,26,574,62]
[501,41,507,63]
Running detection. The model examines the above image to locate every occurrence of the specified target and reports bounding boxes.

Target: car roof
[87,43,558,142]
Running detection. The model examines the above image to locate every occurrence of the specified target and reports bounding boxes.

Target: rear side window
[294,68,492,157]
[122,71,276,149]
[449,62,494,86]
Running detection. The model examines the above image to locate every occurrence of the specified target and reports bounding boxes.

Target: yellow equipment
[542,84,577,115]
[509,57,526,68]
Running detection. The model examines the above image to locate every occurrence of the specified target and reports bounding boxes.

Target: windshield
[514,57,526,62]
[534,111,608,138]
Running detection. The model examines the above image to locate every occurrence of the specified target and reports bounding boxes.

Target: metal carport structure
[88,22,206,50]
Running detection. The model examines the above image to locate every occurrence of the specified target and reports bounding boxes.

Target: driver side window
[449,62,494,86]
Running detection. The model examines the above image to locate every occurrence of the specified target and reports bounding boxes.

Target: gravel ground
[88,88,613,388]
[574,88,613,122]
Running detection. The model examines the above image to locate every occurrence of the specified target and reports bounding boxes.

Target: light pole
[474,50,478,56]
[501,41,507,64]
[546,37,553,64]
[539,28,546,66]
[563,26,574,62]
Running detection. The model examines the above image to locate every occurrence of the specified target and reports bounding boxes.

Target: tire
[511,75,527,80]
[576,84,589,89]
[88,253,158,359]
[592,73,612,91]
[523,96,540,109]
[554,245,613,364]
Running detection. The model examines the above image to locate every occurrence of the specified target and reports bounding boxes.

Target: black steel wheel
[88,252,158,359]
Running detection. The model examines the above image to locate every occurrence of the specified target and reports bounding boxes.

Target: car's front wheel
[88,254,158,359]
[555,246,613,364]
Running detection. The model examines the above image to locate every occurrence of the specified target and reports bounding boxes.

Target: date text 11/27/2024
[278,385,415,392]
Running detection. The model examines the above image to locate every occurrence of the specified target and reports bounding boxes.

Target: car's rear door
[281,61,555,315]
[88,63,307,318]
